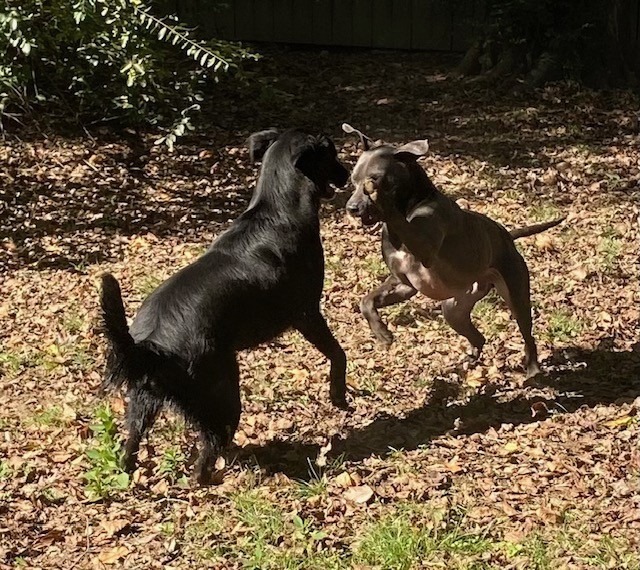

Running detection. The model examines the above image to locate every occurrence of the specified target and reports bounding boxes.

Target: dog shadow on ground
[235,341,640,480]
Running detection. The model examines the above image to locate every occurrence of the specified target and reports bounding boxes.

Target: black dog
[99,129,349,483]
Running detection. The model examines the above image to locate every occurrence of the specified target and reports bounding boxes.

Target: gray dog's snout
[346,201,359,214]
[346,201,363,216]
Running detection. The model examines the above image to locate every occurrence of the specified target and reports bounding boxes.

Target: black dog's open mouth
[360,208,380,226]
[321,184,337,201]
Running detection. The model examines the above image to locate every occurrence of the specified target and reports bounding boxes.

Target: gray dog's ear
[393,140,429,161]
[246,128,280,162]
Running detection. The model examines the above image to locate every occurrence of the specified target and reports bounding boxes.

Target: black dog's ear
[393,140,429,162]
[246,128,279,162]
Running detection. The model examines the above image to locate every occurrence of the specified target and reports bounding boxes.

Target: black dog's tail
[509,217,565,240]
[100,273,156,391]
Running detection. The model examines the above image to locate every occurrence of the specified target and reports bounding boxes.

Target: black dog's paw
[191,467,225,487]
[330,390,351,411]
[122,453,137,475]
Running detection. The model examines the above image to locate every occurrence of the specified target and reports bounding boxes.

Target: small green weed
[136,274,163,297]
[39,341,93,372]
[62,309,85,334]
[83,403,129,501]
[363,255,388,278]
[185,490,340,569]
[32,406,65,427]
[514,535,551,570]
[296,473,328,499]
[0,351,22,375]
[530,203,562,222]
[545,309,582,343]
[157,445,187,483]
[598,235,621,271]
[0,460,12,480]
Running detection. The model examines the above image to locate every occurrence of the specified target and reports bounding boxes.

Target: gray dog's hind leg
[360,275,418,347]
[441,282,492,361]
[495,254,541,378]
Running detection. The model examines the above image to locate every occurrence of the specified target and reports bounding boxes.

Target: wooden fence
[164,0,640,76]
[167,0,486,51]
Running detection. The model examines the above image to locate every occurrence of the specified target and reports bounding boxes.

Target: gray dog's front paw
[373,327,394,348]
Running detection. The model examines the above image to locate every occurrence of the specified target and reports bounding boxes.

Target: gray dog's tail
[99,273,160,391]
[510,217,565,239]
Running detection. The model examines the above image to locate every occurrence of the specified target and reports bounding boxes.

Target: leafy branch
[134,6,232,73]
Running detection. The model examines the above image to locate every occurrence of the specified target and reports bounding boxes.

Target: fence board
[273,0,295,43]
[311,0,333,44]
[352,0,374,47]
[411,0,452,50]
[372,0,411,49]
[234,0,255,40]
[201,1,235,39]
[332,0,353,45]
[290,0,315,44]
[451,0,476,52]
[252,0,275,41]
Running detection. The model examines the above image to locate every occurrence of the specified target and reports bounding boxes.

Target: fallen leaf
[99,519,130,537]
[604,415,635,428]
[334,472,353,488]
[97,546,130,564]
[344,485,374,504]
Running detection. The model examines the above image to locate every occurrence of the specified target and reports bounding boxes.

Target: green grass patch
[354,506,492,570]
[38,341,93,372]
[472,294,507,339]
[501,530,640,570]
[185,490,342,569]
[0,349,42,376]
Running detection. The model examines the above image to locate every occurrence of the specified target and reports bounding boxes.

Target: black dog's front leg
[295,311,348,409]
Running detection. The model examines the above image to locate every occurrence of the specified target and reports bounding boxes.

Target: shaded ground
[1,48,639,569]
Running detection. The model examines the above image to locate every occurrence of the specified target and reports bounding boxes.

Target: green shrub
[0,0,255,145]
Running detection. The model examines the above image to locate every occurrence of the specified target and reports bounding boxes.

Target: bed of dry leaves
[1,49,639,569]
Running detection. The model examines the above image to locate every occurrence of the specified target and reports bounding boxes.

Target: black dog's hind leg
[123,386,162,473]
[189,353,241,485]
[360,275,417,347]
[295,310,348,409]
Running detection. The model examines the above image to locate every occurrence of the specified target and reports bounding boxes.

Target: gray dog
[343,124,563,378]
